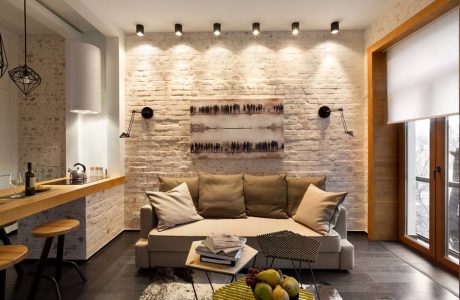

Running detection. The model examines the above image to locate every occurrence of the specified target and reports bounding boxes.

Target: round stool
[28,219,86,300]
[0,221,24,276]
[0,245,28,300]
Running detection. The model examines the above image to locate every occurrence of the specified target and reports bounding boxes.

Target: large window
[446,115,459,263]
[405,119,430,245]
[403,116,459,272]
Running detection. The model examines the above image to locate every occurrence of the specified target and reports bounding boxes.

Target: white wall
[0,26,18,188]
[66,33,124,177]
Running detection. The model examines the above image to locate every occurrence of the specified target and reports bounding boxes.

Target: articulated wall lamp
[318,106,354,137]
[120,107,154,138]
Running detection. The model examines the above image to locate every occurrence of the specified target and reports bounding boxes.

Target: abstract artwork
[190,98,284,159]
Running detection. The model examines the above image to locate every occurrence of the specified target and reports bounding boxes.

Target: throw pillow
[286,176,326,217]
[293,184,347,236]
[146,183,203,231]
[243,174,288,218]
[198,173,246,218]
[158,176,199,208]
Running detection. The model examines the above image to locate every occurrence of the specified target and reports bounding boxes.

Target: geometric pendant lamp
[0,33,7,78]
[8,0,41,95]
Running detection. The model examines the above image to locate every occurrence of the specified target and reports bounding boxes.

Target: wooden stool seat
[0,245,28,270]
[32,219,80,238]
[1,221,15,229]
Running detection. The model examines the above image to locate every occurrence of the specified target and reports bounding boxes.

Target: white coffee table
[185,240,258,299]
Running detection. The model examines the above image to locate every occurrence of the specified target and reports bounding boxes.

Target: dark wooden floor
[4,232,458,300]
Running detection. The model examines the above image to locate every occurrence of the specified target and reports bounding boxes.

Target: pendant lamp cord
[23,0,27,66]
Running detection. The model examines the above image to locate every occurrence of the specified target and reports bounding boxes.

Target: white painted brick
[124,31,366,230]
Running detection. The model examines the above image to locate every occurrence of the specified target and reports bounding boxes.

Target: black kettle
[68,163,87,181]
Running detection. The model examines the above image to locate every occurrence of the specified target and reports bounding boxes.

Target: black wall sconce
[120,107,154,138]
[318,106,354,137]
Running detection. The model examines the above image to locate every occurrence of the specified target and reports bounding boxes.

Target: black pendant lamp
[0,33,7,78]
[9,0,41,95]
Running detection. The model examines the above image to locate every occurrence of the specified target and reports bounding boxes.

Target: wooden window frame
[367,0,459,275]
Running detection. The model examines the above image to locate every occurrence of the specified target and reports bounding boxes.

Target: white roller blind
[386,8,459,124]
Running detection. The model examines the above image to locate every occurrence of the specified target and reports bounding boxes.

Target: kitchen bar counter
[0,176,125,227]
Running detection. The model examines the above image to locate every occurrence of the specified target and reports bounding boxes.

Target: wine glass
[9,172,23,198]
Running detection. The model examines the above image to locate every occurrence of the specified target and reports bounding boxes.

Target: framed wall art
[190,98,284,159]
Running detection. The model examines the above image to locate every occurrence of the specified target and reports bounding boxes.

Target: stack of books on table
[196,233,247,266]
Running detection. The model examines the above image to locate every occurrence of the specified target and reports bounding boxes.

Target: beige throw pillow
[286,176,326,217]
[293,184,347,236]
[146,183,203,231]
[158,176,199,208]
[198,173,246,218]
[243,174,288,218]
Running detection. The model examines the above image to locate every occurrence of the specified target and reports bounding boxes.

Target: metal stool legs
[0,269,5,300]
[0,228,24,277]
[28,234,86,300]
[56,234,86,283]
[28,237,61,300]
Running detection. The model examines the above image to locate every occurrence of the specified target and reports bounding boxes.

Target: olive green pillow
[198,173,246,218]
[286,176,326,217]
[158,176,199,208]
[243,174,288,219]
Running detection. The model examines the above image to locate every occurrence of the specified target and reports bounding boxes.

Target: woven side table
[212,276,314,300]
[256,230,321,300]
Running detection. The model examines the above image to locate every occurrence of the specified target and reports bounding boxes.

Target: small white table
[185,240,258,299]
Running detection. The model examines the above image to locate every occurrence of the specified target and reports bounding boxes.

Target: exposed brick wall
[18,35,66,180]
[125,31,366,230]
[364,0,436,47]
[86,185,124,256]
[18,184,124,260]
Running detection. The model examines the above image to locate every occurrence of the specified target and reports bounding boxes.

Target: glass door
[402,116,459,272]
[404,119,434,254]
[443,115,459,265]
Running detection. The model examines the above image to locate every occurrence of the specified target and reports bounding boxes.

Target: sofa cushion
[286,176,326,216]
[148,217,341,253]
[146,183,203,231]
[198,173,246,218]
[243,174,288,219]
[294,185,347,236]
[159,176,199,208]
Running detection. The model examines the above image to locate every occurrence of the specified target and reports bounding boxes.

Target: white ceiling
[79,0,392,33]
[0,0,392,37]
[0,0,53,34]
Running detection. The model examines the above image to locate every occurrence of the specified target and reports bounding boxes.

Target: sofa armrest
[333,205,347,239]
[140,204,157,239]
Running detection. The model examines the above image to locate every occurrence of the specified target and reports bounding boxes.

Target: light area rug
[139,268,342,300]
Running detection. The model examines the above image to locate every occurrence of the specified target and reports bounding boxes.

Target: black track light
[252,22,260,36]
[331,21,339,34]
[213,23,221,36]
[291,22,300,35]
[175,24,183,36]
[136,24,144,36]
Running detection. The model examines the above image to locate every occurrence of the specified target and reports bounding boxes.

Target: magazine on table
[202,233,247,254]
[195,244,242,262]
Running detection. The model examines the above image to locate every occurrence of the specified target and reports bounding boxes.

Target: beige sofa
[135,175,354,270]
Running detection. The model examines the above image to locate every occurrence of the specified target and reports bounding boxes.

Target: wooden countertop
[0,176,125,227]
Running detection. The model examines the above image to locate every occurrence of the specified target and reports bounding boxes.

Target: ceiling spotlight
[291,22,300,35]
[136,24,144,36]
[331,21,339,34]
[213,23,221,36]
[175,24,183,36]
[252,22,260,36]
